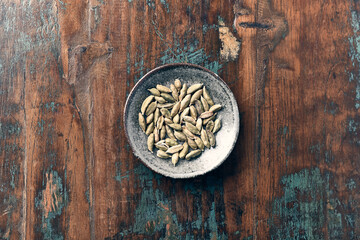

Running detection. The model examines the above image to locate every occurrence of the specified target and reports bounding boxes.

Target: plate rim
[123,63,240,178]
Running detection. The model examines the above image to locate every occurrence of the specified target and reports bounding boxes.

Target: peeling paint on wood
[218,16,241,62]
[1,0,360,239]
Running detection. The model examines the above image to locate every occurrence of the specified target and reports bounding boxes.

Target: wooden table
[1,0,359,239]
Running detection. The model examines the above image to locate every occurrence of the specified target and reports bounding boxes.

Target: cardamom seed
[180,107,190,123]
[147,133,154,152]
[179,142,189,159]
[155,140,169,151]
[190,89,203,104]
[203,113,216,125]
[185,149,202,160]
[145,102,157,116]
[157,103,175,108]
[170,84,179,101]
[161,93,175,102]
[179,83,187,101]
[209,104,222,113]
[203,86,214,106]
[145,122,154,135]
[180,94,191,112]
[185,122,200,135]
[170,102,180,117]
[166,125,176,140]
[174,130,187,141]
[194,100,204,115]
[141,95,154,114]
[207,130,216,147]
[201,128,210,148]
[173,114,180,124]
[160,108,171,118]
[156,116,164,129]
[164,117,173,125]
[156,84,171,93]
[168,123,182,131]
[166,144,183,154]
[183,116,196,125]
[187,137,198,149]
[155,96,166,104]
[206,120,214,132]
[146,113,154,124]
[165,138,178,146]
[190,105,197,119]
[200,96,209,111]
[154,108,160,126]
[196,118,202,131]
[160,126,166,140]
[183,126,196,139]
[187,83,203,94]
[194,136,205,151]
[213,118,221,133]
[157,150,170,159]
[172,152,179,166]
[153,127,159,143]
[139,113,146,132]
[148,88,160,96]
[199,111,214,119]
[174,79,182,90]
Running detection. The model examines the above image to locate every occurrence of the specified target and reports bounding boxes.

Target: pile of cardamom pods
[138,79,222,166]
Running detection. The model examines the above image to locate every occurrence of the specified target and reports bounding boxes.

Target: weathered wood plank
[0,0,360,239]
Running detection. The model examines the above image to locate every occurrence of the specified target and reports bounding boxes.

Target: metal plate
[124,63,240,178]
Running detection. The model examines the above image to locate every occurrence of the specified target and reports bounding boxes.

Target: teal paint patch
[346,117,360,145]
[348,118,358,132]
[35,170,68,240]
[0,151,20,193]
[269,168,359,240]
[160,0,170,13]
[269,168,328,239]
[0,0,62,86]
[0,121,22,139]
[349,8,360,109]
[242,236,253,240]
[9,163,19,189]
[183,174,223,195]
[324,150,334,164]
[277,126,294,159]
[325,101,339,115]
[281,126,289,135]
[160,46,222,74]
[203,23,218,34]
[152,23,222,74]
[182,175,227,239]
[0,143,22,156]
[133,46,149,83]
[40,102,61,113]
[85,189,90,204]
[146,0,156,10]
[130,164,181,237]
[114,161,130,183]
[110,161,228,238]
[126,51,131,74]
[0,194,17,239]
[309,140,334,163]
[346,178,356,190]
[57,0,67,10]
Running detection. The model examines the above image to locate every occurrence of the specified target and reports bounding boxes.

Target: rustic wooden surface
[1,0,360,239]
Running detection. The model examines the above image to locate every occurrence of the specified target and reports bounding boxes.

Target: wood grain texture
[0,0,359,239]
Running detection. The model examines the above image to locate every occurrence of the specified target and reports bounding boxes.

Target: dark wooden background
[1,0,360,239]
